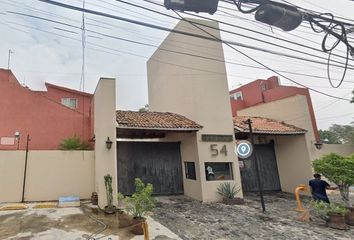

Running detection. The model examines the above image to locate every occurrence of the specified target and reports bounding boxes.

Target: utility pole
[245,119,266,213]
[21,134,30,203]
[7,49,13,69]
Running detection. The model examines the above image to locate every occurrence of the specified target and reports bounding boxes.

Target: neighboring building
[0,69,93,150]
[229,76,320,142]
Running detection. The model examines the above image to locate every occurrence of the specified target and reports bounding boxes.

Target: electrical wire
[5,8,354,84]
[172,10,351,101]
[227,0,354,88]
[4,0,347,100]
[4,0,353,73]
[135,0,354,67]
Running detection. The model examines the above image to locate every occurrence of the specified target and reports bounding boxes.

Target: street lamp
[164,0,220,14]
[255,3,303,31]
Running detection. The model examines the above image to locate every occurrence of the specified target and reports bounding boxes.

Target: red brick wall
[0,69,93,150]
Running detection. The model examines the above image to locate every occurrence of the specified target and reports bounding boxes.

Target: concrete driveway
[0,203,179,240]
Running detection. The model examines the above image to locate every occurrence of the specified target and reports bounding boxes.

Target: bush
[312,153,354,207]
[119,178,155,219]
[217,182,240,199]
[58,136,91,150]
[311,201,349,220]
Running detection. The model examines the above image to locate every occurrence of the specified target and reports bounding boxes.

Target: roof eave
[117,125,202,131]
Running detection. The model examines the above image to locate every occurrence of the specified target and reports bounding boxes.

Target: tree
[318,130,341,144]
[58,136,91,150]
[329,124,354,144]
[312,153,354,207]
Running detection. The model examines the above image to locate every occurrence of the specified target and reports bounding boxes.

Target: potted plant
[217,182,244,205]
[312,153,354,225]
[120,178,155,235]
[311,201,349,230]
[104,174,116,214]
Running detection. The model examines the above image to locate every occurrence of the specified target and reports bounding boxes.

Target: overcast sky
[0,0,353,130]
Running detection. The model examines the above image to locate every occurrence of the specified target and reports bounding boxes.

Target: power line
[172,10,351,101]
[126,0,354,67]
[5,9,354,84]
[36,0,352,101]
[4,0,353,72]
[29,1,354,72]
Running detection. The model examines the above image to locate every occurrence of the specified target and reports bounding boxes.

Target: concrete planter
[345,207,354,226]
[223,197,245,205]
[327,213,347,230]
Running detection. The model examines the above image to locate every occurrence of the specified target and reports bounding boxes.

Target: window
[230,91,243,100]
[205,162,233,181]
[61,98,77,109]
[185,162,196,180]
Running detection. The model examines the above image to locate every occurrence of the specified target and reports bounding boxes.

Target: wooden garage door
[117,142,184,195]
[239,142,281,192]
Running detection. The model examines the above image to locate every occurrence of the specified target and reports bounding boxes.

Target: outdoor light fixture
[14,131,20,150]
[314,141,323,150]
[255,3,303,31]
[105,137,113,150]
[164,0,219,15]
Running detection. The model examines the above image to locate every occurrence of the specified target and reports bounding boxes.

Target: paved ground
[0,203,179,240]
[152,192,354,240]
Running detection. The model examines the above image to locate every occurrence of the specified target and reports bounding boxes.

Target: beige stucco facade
[238,95,354,193]
[0,150,94,203]
[237,95,315,192]
[148,19,242,202]
[93,78,118,208]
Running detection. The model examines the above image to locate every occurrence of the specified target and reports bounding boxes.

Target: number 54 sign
[210,144,227,156]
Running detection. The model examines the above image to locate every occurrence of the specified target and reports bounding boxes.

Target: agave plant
[217,182,240,199]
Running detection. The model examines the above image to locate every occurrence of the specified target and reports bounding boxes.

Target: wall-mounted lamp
[314,141,323,150]
[14,131,20,150]
[105,137,113,150]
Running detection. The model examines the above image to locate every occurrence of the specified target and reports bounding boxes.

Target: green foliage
[310,201,349,220]
[104,174,113,208]
[318,130,341,144]
[328,124,354,144]
[58,136,91,150]
[120,178,155,219]
[313,153,354,207]
[217,182,241,199]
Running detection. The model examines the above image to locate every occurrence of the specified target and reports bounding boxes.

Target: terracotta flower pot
[130,217,146,235]
[327,213,347,230]
[345,207,354,226]
[223,197,245,205]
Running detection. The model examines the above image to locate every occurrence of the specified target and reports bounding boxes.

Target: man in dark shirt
[309,173,337,203]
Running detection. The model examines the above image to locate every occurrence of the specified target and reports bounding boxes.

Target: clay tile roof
[116,110,203,130]
[233,116,307,135]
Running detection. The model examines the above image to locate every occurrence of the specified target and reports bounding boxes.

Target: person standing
[309,173,337,203]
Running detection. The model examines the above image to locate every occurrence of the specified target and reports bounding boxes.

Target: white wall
[93,78,118,208]
[0,150,95,203]
[148,19,242,202]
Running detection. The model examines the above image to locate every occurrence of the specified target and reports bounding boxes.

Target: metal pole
[7,50,12,69]
[21,134,30,203]
[246,119,266,212]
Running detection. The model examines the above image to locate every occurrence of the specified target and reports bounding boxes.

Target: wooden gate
[117,141,184,195]
[239,142,281,192]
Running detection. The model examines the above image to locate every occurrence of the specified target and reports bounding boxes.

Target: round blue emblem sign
[236,140,253,159]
